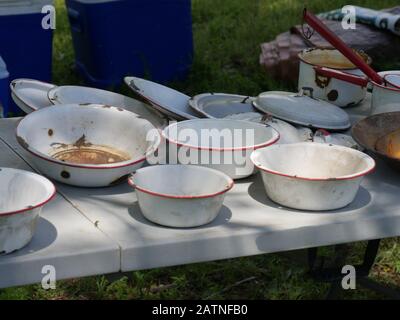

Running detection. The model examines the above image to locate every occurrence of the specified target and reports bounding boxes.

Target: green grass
[1,0,400,300]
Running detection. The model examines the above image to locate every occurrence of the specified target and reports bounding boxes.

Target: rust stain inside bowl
[52,147,130,165]
[375,128,400,159]
[50,135,131,165]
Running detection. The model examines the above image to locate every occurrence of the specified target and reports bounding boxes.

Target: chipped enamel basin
[0,168,55,254]
[162,119,280,179]
[16,104,161,187]
[128,165,234,228]
[251,143,375,211]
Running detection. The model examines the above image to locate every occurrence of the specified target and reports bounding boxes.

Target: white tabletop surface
[0,95,399,285]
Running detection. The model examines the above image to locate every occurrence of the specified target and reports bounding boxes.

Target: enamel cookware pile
[3,9,400,254]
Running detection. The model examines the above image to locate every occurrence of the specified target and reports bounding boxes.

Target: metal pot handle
[299,87,314,98]
[314,66,369,87]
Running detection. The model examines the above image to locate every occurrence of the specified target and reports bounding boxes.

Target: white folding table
[0,95,399,297]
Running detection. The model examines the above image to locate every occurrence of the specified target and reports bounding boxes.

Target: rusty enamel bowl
[352,112,400,171]
[16,104,161,187]
[0,168,55,254]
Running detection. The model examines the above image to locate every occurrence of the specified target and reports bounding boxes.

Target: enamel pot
[298,48,371,107]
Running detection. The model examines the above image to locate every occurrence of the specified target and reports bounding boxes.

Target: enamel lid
[253,90,351,130]
[189,93,259,119]
[124,76,198,120]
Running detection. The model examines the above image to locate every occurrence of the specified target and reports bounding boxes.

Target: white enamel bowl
[0,168,55,254]
[128,165,234,228]
[251,143,375,211]
[16,104,161,187]
[162,119,280,179]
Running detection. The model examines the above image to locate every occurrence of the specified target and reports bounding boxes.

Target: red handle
[314,66,369,87]
[303,9,383,85]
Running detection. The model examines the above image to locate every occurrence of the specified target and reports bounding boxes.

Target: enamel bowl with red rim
[251,143,375,211]
[162,119,280,179]
[128,165,234,228]
[16,104,161,187]
[0,168,55,254]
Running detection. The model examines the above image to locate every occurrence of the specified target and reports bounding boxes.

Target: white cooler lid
[0,0,54,16]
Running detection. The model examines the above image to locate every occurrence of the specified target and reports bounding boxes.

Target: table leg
[308,239,400,299]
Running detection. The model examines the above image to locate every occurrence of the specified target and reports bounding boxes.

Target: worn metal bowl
[251,143,375,211]
[352,112,400,171]
[128,165,234,228]
[0,168,55,254]
[162,119,280,179]
[16,104,161,187]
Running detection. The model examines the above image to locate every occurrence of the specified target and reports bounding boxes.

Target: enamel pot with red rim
[298,48,371,107]
[314,68,400,115]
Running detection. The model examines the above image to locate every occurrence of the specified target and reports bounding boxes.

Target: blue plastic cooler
[66,0,194,88]
[0,0,54,115]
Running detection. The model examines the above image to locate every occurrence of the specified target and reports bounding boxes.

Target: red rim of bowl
[0,175,56,217]
[127,169,234,199]
[251,145,376,181]
[162,121,280,152]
